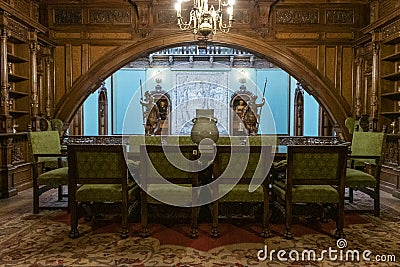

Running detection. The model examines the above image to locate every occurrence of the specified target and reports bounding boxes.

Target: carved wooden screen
[294,83,304,136]
[98,83,108,135]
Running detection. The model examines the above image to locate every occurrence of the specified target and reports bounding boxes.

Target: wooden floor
[1,187,400,216]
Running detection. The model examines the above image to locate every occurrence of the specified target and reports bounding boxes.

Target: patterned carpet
[0,193,400,267]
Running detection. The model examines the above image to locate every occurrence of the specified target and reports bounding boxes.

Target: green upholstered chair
[68,144,138,239]
[29,131,69,214]
[272,145,347,239]
[211,145,273,238]
[346,131,385,217]
[139,144,200,238]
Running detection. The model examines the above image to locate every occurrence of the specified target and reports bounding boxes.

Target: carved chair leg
[336,201,345,239]
[374,186,380,217]
[261,185,271,238]
[140,191,150,238]
[284,203,293,240]
[349,188,354,203]
[211,200,220,238]
[58,185,63,201]
[120,198,129,239]
[189,207,199,239]
[69,202,79,239]
[33,183,40,214]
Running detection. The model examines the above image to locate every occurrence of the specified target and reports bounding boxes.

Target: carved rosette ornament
[130,0,153,37]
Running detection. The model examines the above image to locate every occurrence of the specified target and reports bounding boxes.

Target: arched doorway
[55,33,350,139]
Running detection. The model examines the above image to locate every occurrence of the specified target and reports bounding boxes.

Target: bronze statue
[235,99,247,119]
[140,92,160,135]
[157,99,168,121]
[242,96,265,136]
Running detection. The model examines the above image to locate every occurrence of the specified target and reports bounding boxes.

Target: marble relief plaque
[171,71,229,135]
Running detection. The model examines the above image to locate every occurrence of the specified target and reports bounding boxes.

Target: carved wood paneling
[378,0,400,19]
[157,10,175,24]
[14,0,30,19]
[89,9,131,25]
[233,9,250,24]
[54,8,82,24]
[275,8,318,24]
[384,136,399,166]
[326,9,354,24]
[6,17,28,42]
[382,19,400,41]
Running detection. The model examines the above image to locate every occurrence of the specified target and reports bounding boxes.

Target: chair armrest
[33,153,68,168]
[348,155,381,167]
[339,142,352,147]
[34,153,66,160]
[34,153,66,157]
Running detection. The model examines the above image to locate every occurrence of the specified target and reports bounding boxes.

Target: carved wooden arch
[55,32,351,139]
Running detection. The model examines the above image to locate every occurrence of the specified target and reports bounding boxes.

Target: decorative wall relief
[276,8,318,24]
[172,71,229,135]
[382,19,400,40]
[158,10,176,24]
[131,0,153,37]
[89,9,131,25]
[250,0,279,37]
[7,18,28,42]
[234,9,250,24]
[326,9,353,24]
[15,0,30,19]
[54,8,82,24]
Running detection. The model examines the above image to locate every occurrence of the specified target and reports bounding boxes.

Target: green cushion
[273,182,339,203]
[147,184,192,205]
[219,184,264,202]
[346,168,376,188]
[76,183,138,202]
[37,167,69,185]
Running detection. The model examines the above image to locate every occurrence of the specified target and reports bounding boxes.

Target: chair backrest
[67,144,128,184]
[351,131,385,157]
[29,131,62,163]
[214,145,272,183]
[139,144,198,185]
[50,119,64,136]
[287,145,348,186]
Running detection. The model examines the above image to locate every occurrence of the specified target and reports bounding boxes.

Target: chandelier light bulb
[175,0,234,39]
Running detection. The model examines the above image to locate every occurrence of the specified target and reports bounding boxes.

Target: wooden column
[355,56,363,119]
[42,47,52,118]
[0,29,12,133]
[29,40,39,131]
[370,31,380,131]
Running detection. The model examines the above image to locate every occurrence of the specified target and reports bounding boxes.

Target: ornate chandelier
[175,0,235,39]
